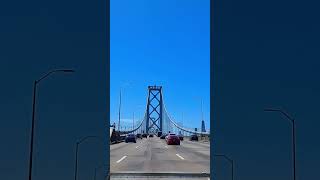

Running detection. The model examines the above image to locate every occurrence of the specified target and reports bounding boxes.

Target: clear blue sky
[110,0,210,131]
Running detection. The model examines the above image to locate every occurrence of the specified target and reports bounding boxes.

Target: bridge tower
[146,85,163,134]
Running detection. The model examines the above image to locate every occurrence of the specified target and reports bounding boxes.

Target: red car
[166,134,180,145]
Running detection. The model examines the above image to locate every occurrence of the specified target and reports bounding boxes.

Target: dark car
[142,133,148,138]
[136,133,142,139]
[166,134,180,145]
[149,134,154,137]
[160,134,167,139]
[178,134,184,141]
[120,135,126,141]
[190,134,198,141]
[125,134,136,143]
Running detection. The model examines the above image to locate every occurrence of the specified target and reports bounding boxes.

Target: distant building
[201,120,206,132]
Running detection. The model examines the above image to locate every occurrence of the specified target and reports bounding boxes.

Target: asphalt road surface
[110,137,210,174]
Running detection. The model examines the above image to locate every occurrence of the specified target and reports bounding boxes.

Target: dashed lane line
[176,154,185,160]
[116,156,127,163]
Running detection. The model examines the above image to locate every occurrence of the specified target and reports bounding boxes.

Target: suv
[166,134,180,145]
[136,133,142,139]
[190,134,198,141]
[125,134,137,143]
[142,134,148,138]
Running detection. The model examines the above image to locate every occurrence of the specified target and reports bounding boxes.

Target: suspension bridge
[110,86,210,178]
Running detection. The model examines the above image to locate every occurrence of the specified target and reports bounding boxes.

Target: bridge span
[110,86,210,179]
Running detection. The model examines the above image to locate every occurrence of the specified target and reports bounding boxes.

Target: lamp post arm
[36,70,58,83]
[264,108,294,123]
[264,108,296,180]
[214,154,234,180]
[215,154,233,164]
[279,110,295,124]
[78,136,104,145]
[37,69,75,83]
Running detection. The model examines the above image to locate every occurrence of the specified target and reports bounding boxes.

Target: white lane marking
[208,178,210,180]
[165,146,168,148]
[116,156,127,163]
[176,154,185,160]
[136,146,139,149]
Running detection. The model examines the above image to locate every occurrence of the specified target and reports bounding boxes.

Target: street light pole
[181,112,184,136]
[94,167,97,180]
[74,136,104,180]
[93,165,104,180]
[74,142,80,180]
[293,120,296,180]
[118,89,121,132]
[214,154,234,180]
[27,69,74,180]
[28,81,37,180]
[264,108,296,180]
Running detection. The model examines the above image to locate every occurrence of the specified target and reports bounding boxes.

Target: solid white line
[176,154,185,160]
[116,156,127,163]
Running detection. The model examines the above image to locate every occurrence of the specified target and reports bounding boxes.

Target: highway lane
[110,137,210,173]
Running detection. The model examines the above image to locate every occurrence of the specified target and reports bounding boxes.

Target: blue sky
[110,0,210,131]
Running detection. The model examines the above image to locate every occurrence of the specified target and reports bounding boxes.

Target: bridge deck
[110,137,210,175]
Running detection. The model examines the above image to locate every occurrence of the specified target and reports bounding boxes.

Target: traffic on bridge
[110,86,210,180]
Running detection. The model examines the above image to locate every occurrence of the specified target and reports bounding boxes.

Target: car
[149,134,154,137]
[178,134,184,141]
[160,134,167,139]
[136,133,142,139]
[166,134,180,145]
[125,134,136,143]
[157,131,162,137]
[142,133,148,138]
[165,133,175,140]
[120,135,126,141]
[190,134,198,141]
